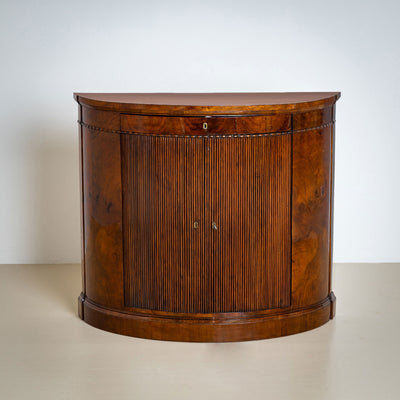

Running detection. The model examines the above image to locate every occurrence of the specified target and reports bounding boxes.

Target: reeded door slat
[206,135,292,312]
[122,135,205,312]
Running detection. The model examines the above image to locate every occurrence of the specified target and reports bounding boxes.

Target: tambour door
[206,134,292,312]
[121,134,207,313]
[122,132,292,314]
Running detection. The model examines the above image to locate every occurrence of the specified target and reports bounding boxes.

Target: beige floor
[0,263,399,400]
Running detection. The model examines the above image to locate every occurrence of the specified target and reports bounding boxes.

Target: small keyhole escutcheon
[212,222,218,230]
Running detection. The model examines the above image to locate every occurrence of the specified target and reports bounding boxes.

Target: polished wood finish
[75,92,340,342]
[206,135,292,311]
[292,125,332,307]
[74,92,340,115]
[122,135,205,312]
[81,120,124,309]
[120,114,292,135]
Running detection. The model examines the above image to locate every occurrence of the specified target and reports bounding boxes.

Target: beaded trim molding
[77,120,335,138]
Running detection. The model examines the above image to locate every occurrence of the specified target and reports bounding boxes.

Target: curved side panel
[82,106,120,130]
[293,106,333,130]
[81,111,124,309]
[291,123,333,307]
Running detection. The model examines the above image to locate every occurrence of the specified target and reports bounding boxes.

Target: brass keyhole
[193,221,199,229]
[203,122,208,130]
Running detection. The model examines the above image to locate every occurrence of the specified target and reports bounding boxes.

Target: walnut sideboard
[74,92,340,342]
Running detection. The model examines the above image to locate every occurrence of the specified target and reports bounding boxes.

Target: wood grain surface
[75,92,340,115]
[76,92,340,341]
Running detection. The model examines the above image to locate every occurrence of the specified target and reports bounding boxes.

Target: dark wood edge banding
[290,131,293,305]
[120,134,126,309]
[78,106,86,299]
[78,120,121,134]
[77,120,335,138]
[328,121,336,296]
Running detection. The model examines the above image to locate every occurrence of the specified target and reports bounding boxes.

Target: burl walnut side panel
[75,92,340,342]
[292,124,332,307]
[80,108,124,310]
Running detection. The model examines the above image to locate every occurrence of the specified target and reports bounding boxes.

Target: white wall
[0,0,399,263]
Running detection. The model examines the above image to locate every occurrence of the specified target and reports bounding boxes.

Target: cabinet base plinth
[78,293,336,342]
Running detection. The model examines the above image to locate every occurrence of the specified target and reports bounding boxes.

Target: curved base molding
[78,293,336,342]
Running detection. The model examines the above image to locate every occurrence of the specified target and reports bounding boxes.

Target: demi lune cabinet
[74,92,340,342]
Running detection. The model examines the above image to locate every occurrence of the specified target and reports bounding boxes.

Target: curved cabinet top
[74,92,340,116]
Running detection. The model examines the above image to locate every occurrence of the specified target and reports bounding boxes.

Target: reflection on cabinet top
[74,92,341,116]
